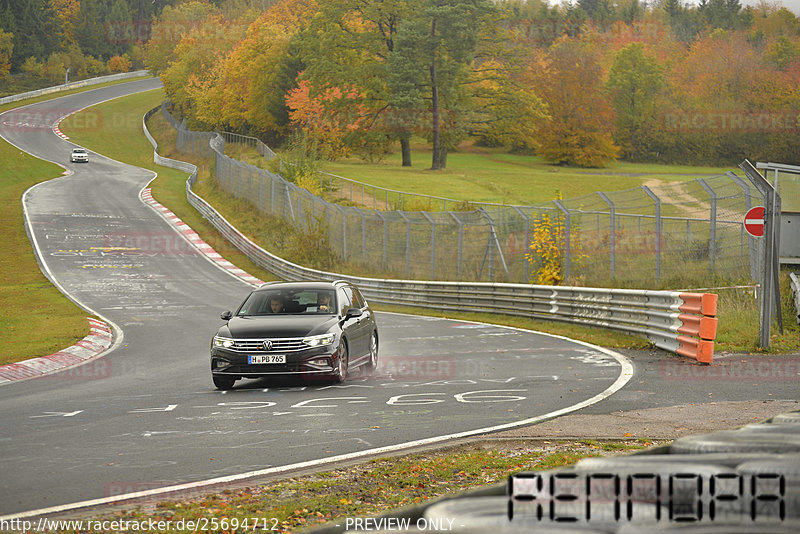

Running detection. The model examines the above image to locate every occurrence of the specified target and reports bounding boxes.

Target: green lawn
[318,145,736,207]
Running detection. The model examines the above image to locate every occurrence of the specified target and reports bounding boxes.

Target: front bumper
[210,345,337,378]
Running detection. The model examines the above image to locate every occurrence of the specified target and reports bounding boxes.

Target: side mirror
[345,307,363,319]
[220,310,233,321]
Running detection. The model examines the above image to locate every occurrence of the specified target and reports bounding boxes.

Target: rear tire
[213,375,236,390]
[366,331,379,375]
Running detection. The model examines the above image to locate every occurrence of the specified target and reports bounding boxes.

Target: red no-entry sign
[744,206,766,237]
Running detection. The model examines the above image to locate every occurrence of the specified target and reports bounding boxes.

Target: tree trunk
[440,146,447,169]
[429,18,441,171]
[400,135,412,167]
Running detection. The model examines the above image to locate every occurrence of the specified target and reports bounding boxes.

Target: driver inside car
[268,295,284,313]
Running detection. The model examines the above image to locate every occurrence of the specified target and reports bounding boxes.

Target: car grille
[230,338,306,352]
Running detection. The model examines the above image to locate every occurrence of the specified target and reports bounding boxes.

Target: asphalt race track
[0,79,633,517]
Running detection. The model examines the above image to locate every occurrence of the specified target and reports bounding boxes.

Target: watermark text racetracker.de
[661,357,800,381]
[661,111,800,133]
[0,516,280,532]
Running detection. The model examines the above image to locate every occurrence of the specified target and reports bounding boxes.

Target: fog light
[308,358,330,366]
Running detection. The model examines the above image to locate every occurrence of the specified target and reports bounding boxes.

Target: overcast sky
[687,0,800,15]
[739,0,799,14]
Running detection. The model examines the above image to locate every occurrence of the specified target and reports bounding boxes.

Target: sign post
[739,160,783,348]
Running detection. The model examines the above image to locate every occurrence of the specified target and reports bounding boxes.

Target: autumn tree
[532,38,619,167]
[160,14,244,124]
[144,1,218,75]
[606,43,664,160]
[51,0,80,46]
[187,0,316,141]
[0,28,11,80]
[298,0,419,165]
[389,0,498,170]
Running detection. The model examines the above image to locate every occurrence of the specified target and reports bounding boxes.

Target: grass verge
[73,439,664,533]
[0,74,151,365]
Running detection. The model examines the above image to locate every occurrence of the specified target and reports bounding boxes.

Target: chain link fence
[161,103,762,287]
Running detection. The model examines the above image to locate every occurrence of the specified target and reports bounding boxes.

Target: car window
[237,288,337,316]
[352,287,367,309]
[339,287,353,316]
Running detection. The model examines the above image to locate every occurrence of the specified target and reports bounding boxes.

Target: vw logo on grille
[262,340,273,351]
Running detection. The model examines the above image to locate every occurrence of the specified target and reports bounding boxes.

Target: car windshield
[73,149,85,153]
[236,288,336,316]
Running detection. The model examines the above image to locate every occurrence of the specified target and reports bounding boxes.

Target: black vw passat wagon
[210,280,378,389]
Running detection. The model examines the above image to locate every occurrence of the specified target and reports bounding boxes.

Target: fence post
[259,169,263,212]
[399,212,411,276]
[511,206,530,283]
[697,178,717,273]
[597,192,616,278]
[376,211,388,267]
[728,171,757,280]
[285,184,296,222]
[354,207,367,262]
[247,165,252,199]
[271,175,275,215]
[641,185,662,281]
[478,209,509,282]
[449,212,464,280]
[553,200,571,282]
[422,212,436,280]
[336,205,348,261]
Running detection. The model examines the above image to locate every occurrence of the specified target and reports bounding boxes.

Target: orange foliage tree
[190,0,319,139]
[285,78,366,159]
[532,38,619,167]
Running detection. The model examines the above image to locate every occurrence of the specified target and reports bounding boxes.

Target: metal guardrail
[143,106,719,364]
[0,70,150,105]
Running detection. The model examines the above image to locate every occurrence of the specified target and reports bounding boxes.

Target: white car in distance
[70,148,89,163]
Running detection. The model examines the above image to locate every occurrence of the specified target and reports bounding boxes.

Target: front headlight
[302,333,335,347]
[213,336,235,348]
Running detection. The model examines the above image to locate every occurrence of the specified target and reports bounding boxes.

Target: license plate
[248,354,286,364]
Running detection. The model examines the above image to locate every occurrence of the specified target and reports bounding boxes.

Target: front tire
[334,341,349,383]
[213,375,236,390]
